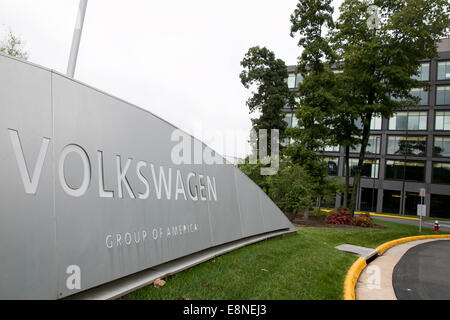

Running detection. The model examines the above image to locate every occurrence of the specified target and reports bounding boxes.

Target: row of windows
[323,157,450,184]
[324,135,450,157]
[284,111,450,131]
[410,61,450,82]
[286,61,450,89]
[293,85,450,106]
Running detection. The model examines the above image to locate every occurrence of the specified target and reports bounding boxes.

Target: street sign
[420,188,426,197]
[417,204,426,216]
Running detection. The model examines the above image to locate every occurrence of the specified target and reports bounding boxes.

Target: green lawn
[124,221,447,300]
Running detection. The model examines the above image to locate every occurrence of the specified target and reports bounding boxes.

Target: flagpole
[66,0,88,78]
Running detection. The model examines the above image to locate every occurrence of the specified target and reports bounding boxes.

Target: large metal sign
[0,54,295,299]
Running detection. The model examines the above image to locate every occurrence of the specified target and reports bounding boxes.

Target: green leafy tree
[0,30,28,60]
[334,0,449,213]
[267,162,313,222]
[288,0,350,209]
[290,0,450,214]
[238,159,270,193]
[240,46,294,154]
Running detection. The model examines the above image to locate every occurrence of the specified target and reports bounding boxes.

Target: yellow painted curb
[375,234,450,255]
[343,257,366,300]
[366,213,419,221]
[343,234,450,300]
[322,209,420,221]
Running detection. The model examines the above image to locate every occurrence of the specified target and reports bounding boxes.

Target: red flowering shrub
[326,209,353,225]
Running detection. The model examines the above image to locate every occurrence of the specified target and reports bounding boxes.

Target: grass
[124,220,448,300]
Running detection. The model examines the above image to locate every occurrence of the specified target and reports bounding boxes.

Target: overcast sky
[0,0,343,159]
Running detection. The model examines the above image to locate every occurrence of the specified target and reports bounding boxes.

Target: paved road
[393,240,450,300]
[370,215,450,232]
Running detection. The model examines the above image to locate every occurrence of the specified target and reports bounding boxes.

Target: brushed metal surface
[0,53,296,299]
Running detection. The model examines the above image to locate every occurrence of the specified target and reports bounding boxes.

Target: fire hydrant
[434,221,440,233]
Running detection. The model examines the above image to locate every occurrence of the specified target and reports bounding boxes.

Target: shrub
[325,209,353,225]
[353,213,374,228]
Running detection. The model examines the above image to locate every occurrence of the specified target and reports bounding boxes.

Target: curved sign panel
[0,54,295,299]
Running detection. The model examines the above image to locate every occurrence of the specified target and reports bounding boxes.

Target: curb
[343,234,450,300]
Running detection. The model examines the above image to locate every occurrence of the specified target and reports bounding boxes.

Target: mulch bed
[290,213,386,229]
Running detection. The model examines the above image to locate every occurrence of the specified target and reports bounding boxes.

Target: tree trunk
[350,112,372,215]
[303,208,309,220]
[344,145,350,208]
[318,197,321,214]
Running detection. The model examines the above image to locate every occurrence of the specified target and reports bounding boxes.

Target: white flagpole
[66,0,88,78]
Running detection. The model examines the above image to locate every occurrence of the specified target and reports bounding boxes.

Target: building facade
[284,38,450,218]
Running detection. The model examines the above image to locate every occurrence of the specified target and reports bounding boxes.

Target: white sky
[0,0,343,159]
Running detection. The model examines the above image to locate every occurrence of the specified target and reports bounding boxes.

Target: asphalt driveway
[393,240,450,300]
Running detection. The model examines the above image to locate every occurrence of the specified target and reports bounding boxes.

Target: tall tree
[289,0,355,209]
[0,30,28,60]
[334,0,450,213]
[240,46,294,154]
[290,0,450,213]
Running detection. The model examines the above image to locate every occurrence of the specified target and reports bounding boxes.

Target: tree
[238,159,270,193]
[288,0,355,209]
[240,46,294,154]
[267,161,313,222]
[0,30,28,60]
[334,0,449,213]
[290,0,450,214]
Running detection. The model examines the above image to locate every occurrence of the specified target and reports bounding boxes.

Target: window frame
[434,110,450,131]
[412,62,430,82]
[323,157,339,176]
[436,85,450,106]
[432,162,450,184]
[348,158,380,179]
[409,87,429,106]
[385,160,426,182]
[386,135,427,157]
[433,136,450,158]
[437,60,450,81]
[350,135,382,154]
[388,111,428,131]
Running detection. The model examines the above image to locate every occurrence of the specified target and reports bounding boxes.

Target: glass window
[389,111,427,130]
[437,86,450,105]
[283,113,293,128]
[435,111,450,130]
[387,136,427,156]
[385,160,425,182]
[370,116,382,130]
[412,63,430,81]
[323,157,339,176]
[437,61,450,80]
[383,190,401,214]
[287,74,296,89]
[323,144,340,152]
[430,194,450,219]
[295,74,303,87]
[410,88,428,105]
[348,159,379,179]
[292,114,298,128]
[434,137,450,157]
[432,163,450,184]
[355,116,382,130]
[408,112,428,130]
[351,136,381,154]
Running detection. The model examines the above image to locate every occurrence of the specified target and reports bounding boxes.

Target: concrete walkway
[355,239,450,300]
